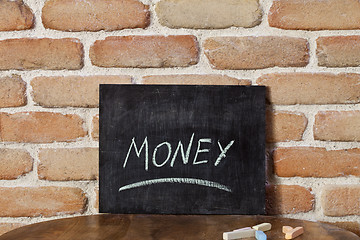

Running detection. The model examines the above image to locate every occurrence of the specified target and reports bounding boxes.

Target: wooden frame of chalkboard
[99,85,266,215]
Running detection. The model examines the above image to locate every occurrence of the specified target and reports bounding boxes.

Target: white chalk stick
[252,223,272,232]
[232,227,251,233]
[223,229,256,240]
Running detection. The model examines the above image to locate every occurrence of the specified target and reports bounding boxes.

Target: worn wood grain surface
[0,214,359,240]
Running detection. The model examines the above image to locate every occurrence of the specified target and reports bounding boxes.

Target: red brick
[42,0,149,31]
[91,114,99,141]
[317,36,360,67]
[0,112,86,143]
[266,111,307,143]
[322,185,360,216]
[0,187,87,217]
[273,147,360,178]
[90,35,199,68]
[269,0,360,30]
[0,149,32,180]
[156,0,261,29]
[266,185,314,215]
[257,73,360,105]
[38,148,98,181]
[0,0,34,31]
[0,75,26,107]
[204,36,309,70]
[314,111,360,141]
[0,223,25,236]
[142,74,251,85]
[0,38,83,70]
[31,75,131,107]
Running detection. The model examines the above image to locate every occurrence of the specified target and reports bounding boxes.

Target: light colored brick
[273,147,360,178]
[90,35,199,68]
[0,75,26,107]
[204,36,309,70]
[142,74,251,85]
[0,38,83,70]
[314,111,360,141]
[0,149,32,180]
[322,185,360,216]
[266,185,314,215]
[38,148,98,181]
[0,223,25,236]
[91,114,99,141]
[0,0,34,31]
[266,111,307,143]
[31,75,131,107]
[317,36,360,67]
[156,0,261,29]
[0,112,86,143]
[257,73,360,105]
[42,0,149,31]
[94,188,99,212]
[322,222,360,237]
[0,187,86,217]
[268,0,360,30]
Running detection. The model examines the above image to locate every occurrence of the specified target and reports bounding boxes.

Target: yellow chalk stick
[282,226,293,234]
[252,223,272,232]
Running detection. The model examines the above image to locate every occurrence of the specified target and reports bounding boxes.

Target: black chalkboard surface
[99,85,266,215]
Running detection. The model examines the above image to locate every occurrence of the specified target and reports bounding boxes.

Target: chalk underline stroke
[118,178,232,193]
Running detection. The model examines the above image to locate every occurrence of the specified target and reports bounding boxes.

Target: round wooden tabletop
[0,214,359,240]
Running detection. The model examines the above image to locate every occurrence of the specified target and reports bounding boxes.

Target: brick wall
[0,0,359,237]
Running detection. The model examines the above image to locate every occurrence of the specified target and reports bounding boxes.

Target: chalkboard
[99,85,266,215]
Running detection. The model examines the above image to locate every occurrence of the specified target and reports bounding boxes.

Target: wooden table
[0,214,359,240]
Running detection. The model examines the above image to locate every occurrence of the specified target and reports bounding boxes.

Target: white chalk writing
[215,140,235,166]
[118,178,232,192]
[170,133,194,167]
[123,134,235,170]
[152,142,172,167]
[123,137,149,170]
[193,138,211,165]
